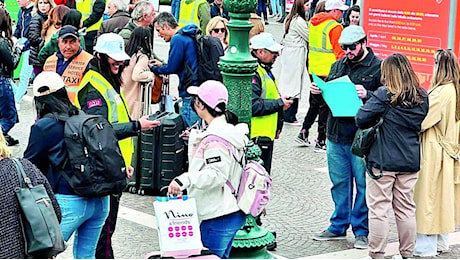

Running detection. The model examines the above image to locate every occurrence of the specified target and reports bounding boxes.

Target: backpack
[180,29,224,84]
[204,135,272,217]
[45,111,127,197]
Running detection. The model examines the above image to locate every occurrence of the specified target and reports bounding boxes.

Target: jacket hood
[198,115,249,150]
[178,24,200,36]
[310,13,335,26]
[374,86,429,132]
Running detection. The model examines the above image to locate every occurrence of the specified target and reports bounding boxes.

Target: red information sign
[361,0,452,88]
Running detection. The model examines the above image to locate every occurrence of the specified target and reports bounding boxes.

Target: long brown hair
[41,5,70,38]
[381,53,424,107]
[285,0,307,35]
[0,8,13,47]
[431,49,460,121]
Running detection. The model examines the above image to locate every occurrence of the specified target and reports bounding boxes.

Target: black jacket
[0,37,21,78]
[325,47,382,144]
[77,67,141,143]
[82,0,106,29]
[13,4,33,41]
[27,11,48,66]
[356,86,429,172]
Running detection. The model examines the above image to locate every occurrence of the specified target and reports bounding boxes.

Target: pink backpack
[204,135,272,217]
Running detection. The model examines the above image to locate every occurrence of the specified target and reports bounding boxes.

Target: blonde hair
[431,49,460,121]
[249,13,265,40]
[0,131,11,158]
[205,16,229,45]
[32,0,56,16]
[381,53,424,107]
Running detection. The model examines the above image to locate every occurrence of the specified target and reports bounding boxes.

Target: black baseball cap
[59,25,79,39]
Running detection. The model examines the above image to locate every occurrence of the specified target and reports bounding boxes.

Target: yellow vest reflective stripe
[308,20,340,76]
[77,70,134,167]
[178,0,206,28]
[77,0,104,32]
[250,65,279,140]
[43,51,93,104]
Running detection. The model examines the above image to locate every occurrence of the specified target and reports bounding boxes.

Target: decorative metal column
[218,0,258,128]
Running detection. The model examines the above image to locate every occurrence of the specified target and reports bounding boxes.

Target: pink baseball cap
[187,80,228,112]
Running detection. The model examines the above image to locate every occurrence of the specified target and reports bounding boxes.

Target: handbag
[153,196,203,258]
[351,105,390,179]
[13,158,66,258]
[151,74,163,104]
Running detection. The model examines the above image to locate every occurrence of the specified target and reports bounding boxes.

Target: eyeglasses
[341,42,359,51]
[212,28,226,33]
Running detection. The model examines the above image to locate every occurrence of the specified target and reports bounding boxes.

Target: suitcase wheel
[129,186,137,194]
[138,189,145,196]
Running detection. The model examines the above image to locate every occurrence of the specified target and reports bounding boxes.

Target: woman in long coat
[276,0,310,124]
[414,49,460,257]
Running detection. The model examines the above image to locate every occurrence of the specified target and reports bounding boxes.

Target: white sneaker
[15,102,20,111]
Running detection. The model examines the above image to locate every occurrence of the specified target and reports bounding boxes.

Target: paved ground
[8,9,460,259]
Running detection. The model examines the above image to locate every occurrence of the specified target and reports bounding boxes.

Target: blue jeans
[200,211,246,259]
[56,194,110,259]
[326,139,368,237]
[171,0,180,20]
[270,0,281,15]
[14,50,33,103]
[0,77,18,134]
[180,97,200,128]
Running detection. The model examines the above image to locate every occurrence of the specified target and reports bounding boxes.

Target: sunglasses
[341,42,359,51]
[212,28,226,33]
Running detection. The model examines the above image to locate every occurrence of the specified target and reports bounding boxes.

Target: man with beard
[150,12,200,127]
[311,25,382,249]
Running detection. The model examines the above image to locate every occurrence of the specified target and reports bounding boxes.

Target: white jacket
[176,116,249,221]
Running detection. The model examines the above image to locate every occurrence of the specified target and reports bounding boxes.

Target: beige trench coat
[414,83,460,234]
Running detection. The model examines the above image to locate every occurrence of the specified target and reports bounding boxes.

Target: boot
[5,134,19,146]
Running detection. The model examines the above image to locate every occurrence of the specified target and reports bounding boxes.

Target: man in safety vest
[76,0,106,53]
[76,33,160,259]
[178,0,210,33]
[250,32,292,174]
[296,0,348,152]
[43,25,92,104]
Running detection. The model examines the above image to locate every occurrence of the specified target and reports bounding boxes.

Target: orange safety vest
[44,51,93,104]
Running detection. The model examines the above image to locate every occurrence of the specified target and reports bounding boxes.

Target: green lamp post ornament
[218,0,276,257]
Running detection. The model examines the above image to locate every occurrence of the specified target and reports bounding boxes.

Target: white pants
[414,233,449,256]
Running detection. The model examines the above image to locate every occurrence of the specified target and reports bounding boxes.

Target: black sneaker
[314,140,326,153]
[295,130,311,147]
[4,134,19,146]
[312,230,346,241]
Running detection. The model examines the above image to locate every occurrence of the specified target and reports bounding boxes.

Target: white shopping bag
[153,196,203,258]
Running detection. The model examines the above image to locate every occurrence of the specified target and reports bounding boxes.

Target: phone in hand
[286,93,300,100]
[149,111,171,121]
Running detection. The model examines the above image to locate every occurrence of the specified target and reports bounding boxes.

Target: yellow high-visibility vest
[77,0,104,32]
[308,19,341,77]
[178,0,206,28]
[76,70,134,167]
[250,65,280,140]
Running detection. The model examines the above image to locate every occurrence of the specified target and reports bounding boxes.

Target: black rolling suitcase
[138,112,185,195]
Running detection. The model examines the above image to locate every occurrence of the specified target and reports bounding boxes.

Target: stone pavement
[8,10,460,259]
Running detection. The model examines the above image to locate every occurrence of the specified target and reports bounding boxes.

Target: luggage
[127,75,186,196]
[138,112,185,195]
[143,249,219,259]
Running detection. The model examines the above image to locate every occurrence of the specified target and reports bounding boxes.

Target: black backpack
[179,28,224,85]
[46,111,127,197]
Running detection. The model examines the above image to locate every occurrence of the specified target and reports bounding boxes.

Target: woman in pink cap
[168,80,249,259]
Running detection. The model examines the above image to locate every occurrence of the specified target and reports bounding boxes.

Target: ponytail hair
[197,97,240,125]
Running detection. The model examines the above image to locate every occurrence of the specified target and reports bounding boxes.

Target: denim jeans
[56,194,110,259]
[13,50,33,103]
[326,139,368,237]
[256,0,268,20]
[180,97,200,128]
[270,0,281,15]
[200,211,246,259]
[0,77,18,134]
[171,0,180,20]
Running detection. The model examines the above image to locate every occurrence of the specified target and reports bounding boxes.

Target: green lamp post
[218,1,276,257]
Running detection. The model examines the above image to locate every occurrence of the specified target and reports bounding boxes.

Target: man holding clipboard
[311,25,382,250]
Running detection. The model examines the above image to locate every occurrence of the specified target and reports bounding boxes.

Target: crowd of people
[1,0,460,259]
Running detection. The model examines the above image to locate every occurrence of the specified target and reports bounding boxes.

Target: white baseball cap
[325,0,349,11]
[94,33,131,61]
[33,71,65,97]
[250,32,284,53]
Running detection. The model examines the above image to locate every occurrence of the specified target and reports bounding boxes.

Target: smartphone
[149,111,171,121]
[286,93,300,100]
